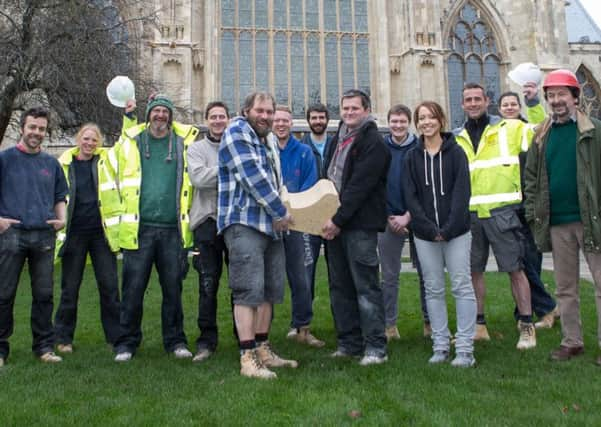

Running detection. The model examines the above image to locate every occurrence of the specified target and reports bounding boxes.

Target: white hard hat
[106,76,135,107]
[508,63,542,86]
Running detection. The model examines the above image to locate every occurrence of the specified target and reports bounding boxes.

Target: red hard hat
[542,69,580,90]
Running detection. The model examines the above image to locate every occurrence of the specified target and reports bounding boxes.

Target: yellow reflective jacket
[114,122,199,249]
[455,116,533,218]
[55,146,122,258]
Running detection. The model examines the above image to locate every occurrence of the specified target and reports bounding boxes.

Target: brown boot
[535,307,558,329]
[296,326,325,347]
[474,324,490,341]
[516,321,536,350]
[239,349,277,379]
[385,326,400,342]
[256,341,298,368]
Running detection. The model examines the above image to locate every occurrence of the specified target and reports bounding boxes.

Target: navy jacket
[402,132,471,241]
[384,133,418,216]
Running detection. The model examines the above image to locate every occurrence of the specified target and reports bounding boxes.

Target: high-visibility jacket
[114,121,199,249]
[454,115,533,218]
[55,146,122,258]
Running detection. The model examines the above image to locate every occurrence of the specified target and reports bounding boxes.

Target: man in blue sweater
[273,105,323,347]
[0,108,68,367]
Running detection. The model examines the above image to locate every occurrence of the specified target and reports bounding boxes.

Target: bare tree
[0,0,157,143]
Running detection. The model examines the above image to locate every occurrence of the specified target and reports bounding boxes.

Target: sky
[580,0,601,29]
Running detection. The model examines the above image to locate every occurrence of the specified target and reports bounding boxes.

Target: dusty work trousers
[550,222,601,348]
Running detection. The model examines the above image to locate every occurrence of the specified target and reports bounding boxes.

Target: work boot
[385,326,400,342]
[239,349,276,379]
[256,341,298,368]
[516,321,536,350]
[57,344,73,354]
[474,324,490,341]
[535,307,558,329]
[423,323,432,339]
[39,352,62,363]
[296,326,325,347]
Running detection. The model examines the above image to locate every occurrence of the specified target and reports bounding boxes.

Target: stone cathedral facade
[130,0,601,128]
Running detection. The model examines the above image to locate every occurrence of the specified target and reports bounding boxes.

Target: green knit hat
[145,94,174,123]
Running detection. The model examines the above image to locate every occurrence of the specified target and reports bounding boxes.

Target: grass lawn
[2,258,601,426]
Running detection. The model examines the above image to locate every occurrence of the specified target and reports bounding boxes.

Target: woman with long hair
[403,101,476,367]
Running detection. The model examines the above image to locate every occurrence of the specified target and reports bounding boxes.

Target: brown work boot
[296,326,325,347]
[550,345,584,361]
[239,349,277,379]
[385,326,400,342]
[423,323,432,338]
[516,321,536,350]
[535,307,558,329]
[474,324,490,341]
[256,341,298,368]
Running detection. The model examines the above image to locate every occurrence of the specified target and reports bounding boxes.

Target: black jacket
[324,120,391,231]
[402,132,471,241]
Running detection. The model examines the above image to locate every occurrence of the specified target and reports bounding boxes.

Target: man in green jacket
[524,69,601,364]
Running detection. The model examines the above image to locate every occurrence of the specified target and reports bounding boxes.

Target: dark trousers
[0,228,56,359]
[193,220,227,352]
[115,225,188,354]
[54,231,120,346]
[327,229,386,357]
[514,222,556,319]
[306,233,324,300]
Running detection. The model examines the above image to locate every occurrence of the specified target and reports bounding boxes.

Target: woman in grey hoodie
[403,101,476,367]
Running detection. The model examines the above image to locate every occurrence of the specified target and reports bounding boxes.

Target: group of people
[1,68,600,378]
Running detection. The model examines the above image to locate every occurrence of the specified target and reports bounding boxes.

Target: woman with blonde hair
[54,123,122,353]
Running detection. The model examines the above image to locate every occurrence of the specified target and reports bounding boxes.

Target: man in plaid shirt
[218,91,297,379]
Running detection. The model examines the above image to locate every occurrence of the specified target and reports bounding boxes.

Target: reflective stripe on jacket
[115,121,198,249]
[454,116,532,218]
[55,146,122,258]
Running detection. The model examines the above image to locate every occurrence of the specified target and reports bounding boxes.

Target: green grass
[2,259,601,426]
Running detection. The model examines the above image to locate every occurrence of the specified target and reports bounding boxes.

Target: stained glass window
[446,2,501,128]
[220,0,370,118]
[576,65,601,120]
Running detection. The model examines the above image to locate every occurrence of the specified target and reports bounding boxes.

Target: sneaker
[451,352,476,368]
[516,321,536,350]
[256,341,298,368]
[428,351,449,364]
[57,344,73,354]
[39,352,62,363]
[192,349,213,363]
[173,347,193,359]
[535,307,558,329]
[331,349,354,358]
[474,324,490,341]
[385,326,400,342]
[359,353,388,366]
[114,352,133,362]
[296,326,325,348]
[423,323,432,339]
[240,349,276,379]
[286,328,298,339]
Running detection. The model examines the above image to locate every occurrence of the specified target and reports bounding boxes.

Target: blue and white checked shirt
[217,116,286,238]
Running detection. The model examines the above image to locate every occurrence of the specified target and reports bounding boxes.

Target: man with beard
[322,89,391,365]
[297,104,332,322]
[273,105,323,347]
[187,101,231,362]
[0,107,68,366]
[524,69,601,363]
[113,94,198,362]
[455,83,536,350]
[218,92,297,379]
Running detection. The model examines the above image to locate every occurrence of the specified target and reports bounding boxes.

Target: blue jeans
[54,231,120,346]
[0,227,56,359]
[327,229,386,357]
[305,233,324,300]
[193,220,227,352]
[284,231,313,328]
[514,220,556,319]
[115,225,188,354]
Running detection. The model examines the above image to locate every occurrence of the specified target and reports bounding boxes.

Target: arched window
[220,0,371,118]
[446,2,501,128]
[576,65,601,120]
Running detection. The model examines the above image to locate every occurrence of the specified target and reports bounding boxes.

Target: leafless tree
[0,0,158,143]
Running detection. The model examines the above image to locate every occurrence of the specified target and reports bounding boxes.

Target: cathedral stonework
[134,0,601,125]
